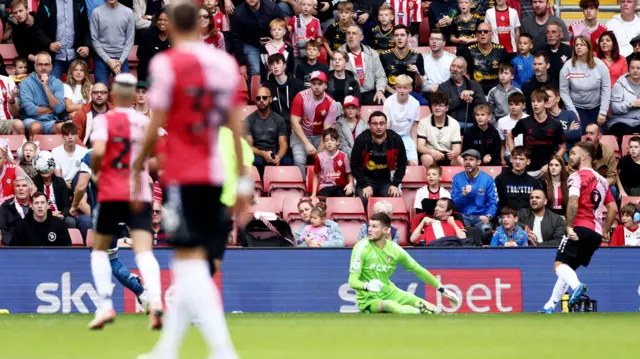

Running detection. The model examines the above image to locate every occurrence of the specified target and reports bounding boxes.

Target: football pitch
[1,313,638,359]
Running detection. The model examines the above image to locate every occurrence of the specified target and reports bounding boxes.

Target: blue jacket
[511,53,534,89]
[19,72,66,122]
[490,225,528,247]
[452,170,498,218]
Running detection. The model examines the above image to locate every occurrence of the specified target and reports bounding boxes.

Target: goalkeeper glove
[438,286,460,306]
[364,279,384,292]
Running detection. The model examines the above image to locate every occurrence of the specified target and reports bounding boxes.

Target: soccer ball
[33,151,56,175]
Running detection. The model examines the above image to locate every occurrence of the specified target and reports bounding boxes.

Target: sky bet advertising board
[1,248,639,314]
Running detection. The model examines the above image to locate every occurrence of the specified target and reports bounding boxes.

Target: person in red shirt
[409,198,466,245]
[311,128,354,198]
[609,203,640,246]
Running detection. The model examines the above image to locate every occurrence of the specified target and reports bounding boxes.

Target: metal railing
[555,0,640,17]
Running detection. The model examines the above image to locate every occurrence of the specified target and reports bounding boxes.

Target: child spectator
[413,164,452,215]
[490,207,528,247]
[543,85,581,150]
[617,136,640,197]
[487,63,522,125]
[18,140,39,178]
[450,0,481,53]
[383,75,420,166]
[203,0,229,34]
[10,57,28,84]
[568,0,608,49]
[260,19,295,80]
[497,92,527,164]
[298,203,331,246]
[323,1,355,58]
[484,0,521,54]
[543,155,569,216]
[311,128,355,198]
[610,203,640,246]
[462,104,502,166]
[336,96,367,158]
[388,0,423,46]
[370,4,395,53]
[511,33,535,88]
[198,7,224,50]
[288,0,323,61]
[295,40,330,87]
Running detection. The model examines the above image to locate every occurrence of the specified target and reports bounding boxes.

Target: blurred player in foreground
[349,213,460,314]
[132,3,251,359]
[88,74,163,330]
[541,142,617,313]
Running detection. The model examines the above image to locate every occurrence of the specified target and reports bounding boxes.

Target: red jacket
[72,102,115,145]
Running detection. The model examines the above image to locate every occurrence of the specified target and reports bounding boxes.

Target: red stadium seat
[86,229,94,248]
[401,189,417,214]
[401,166,428,211]
[480,166,504,179]
[418,20,430,45]
[241,105,257,117]
[326,197,367,221]
[440,166,464,190]
[250,75,261,103]
[246,197,284,216]
[69,228,84,247]
[305,165,315,194]
[238,78,250,104]
[127,45,139,67]
[0,134,27,154]
[251,166,263,196]
[419,106,431,119]
[361,106,383,120]
[621,196,640,207]
[621,135,638,157]
[263,166,306,201]
[33,135,63,151]
[581,135,620,157]
[339,220,365,247]
[0,44,18,66]
[283,197,303,223]
[368,197,409,222]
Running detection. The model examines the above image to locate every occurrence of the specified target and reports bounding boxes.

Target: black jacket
[0,199,30,246]
[522,76,560,114]
[136,27,171,81]
[9,210,71,246]
[327,70,361,104]
[461,124,502,165]
[495,168,544,211]
[438,77,486,127]
[517,207,565,247]
[11,13,46,71]
[230,0,285,66]
[352,0,385,18]
[350,129,407,187]
[35,0,91,56]
[261,73,305,131]
[33,174,72,217]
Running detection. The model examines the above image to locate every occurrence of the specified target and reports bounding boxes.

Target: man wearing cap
[451,149,499,232]
[134,81,151,118]
[290,70,339,178]
[627,35,640,67]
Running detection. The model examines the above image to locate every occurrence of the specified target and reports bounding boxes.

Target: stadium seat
[251,166,263,196]
[581,135,620,157]
[238,78,250,104]
[305,165,315,194]
[367,197,409,222]
[241,105,257,117]
[361,106,383,120]
[419,106,431,119]
[481,166,504,179]
[283,197,303,223]
[418,20,430,46]
[339,220,365,247]
[0,134,27,154]
[326,197,367,221]
[621,135,638,157]
[250,75,261,103]
[245,197,284,216]
[440,166,464,190]
[69,228,84,247]
[621,196,640,207]
[127,45,139,67]
[402,190,417,215]
[33,135,84,151]
[0,44,18,66]
[401,166,428,211]
[263,166,306,201]
[86,229,94,248]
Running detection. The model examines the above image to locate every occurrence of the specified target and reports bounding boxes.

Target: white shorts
[401,135,418,161]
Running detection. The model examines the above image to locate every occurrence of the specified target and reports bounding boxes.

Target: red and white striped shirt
[0,76,16,120]
[212,10,230,32]
[568,20,607,49]
[290,89,338,136]
[201,32,225,50]
[551,182,563,212]
[288,15,322,57]
[314,150,351,189]
[568,167,615,235]
[387,0,423,26]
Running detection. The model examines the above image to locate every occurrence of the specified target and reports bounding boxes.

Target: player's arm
[71,172,90,209]
[348,242,382,292]
[397,245,460,304]
[565,172,580,234]
[91,140,106,176]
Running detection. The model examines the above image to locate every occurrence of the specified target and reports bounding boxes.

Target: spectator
[497,92,527,164]
[259,19,295,81]
[369,4,394,53]
[609,55,640,140]
[606,0,640,57]
[10,0,45,72]
[540,20,572,81]
[461,104,502,166]
[134,81,151,117]
[261,53,305,132]
[136,8,170,82]
[543,154,569,216]
[484,0,521,54]
[487,63,522,124]
[384,75,420,166]
[568,0,607,49]
[543,85,581,150]
[413,164,451,215]
[410,198,466,245]
[19,52,66,136]
[18,141,39,178]
[90,0,135,87]
[273,0,300,18]
[437,57,486,129]
[357,200,400,243]
[0,176,32,245]
[336,96,367,158]
[199,7,225,50]
[294,197,344,247]
[73,83,112,147]
[133,0,168,30]
[52,123,89,185]
[511,33,535,89]
[327,51,361,105]
[451,149,498,232]
[337,25,387,105]
[230,0,285,78]
[0,143,32,204]
[150,200,168,246]
[297,202,336,246]
[495,146,543,211]
[311,128,354,197]
[521,0,569,49]
[449,0,481,53]
[10,57,29,85]
[458,22,510,95]
[617,136,640,197]
[290,70,338,178]
[597,31,628,87]
[569,123,617,189]
[287,0,322,61]
[522,51,559,114]
[322,1,354,57]
[350,111,407,206]
[517,189,566,246]
[417,91,463,167]
[508,89,566,177]
[35,0,91,79]
[8,191,72,246]
[490,207,528,247]
[63,59,92,119]
[295,40,329,88]
[245,87,292,176]
[627,35,640,67]
[423,29,456,93]
[379,24,425,101]
[610,203,640,246]
[316,0,334,32]
[0,74,23,134]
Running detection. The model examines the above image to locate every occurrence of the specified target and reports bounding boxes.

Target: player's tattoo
[565,196,579,228]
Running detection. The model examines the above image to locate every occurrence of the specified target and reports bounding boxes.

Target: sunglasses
[198,14,209,19]
[256,96,270,101]
[152,210,162,215]
[92,90,108,95]
[476,30,490,34]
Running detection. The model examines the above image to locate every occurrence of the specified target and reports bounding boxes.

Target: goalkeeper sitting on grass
[349,213,460,314]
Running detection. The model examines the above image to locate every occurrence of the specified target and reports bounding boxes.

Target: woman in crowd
[335,96,367,158]
[357,200,400,243]
[609,55,640,141]
[560,35,611,132]
[596,31,628,87]
[294,198,344,247]
[327,51,360,105]
[63,59,92,119]
[543,155,569,217]
[198,7,224,50]
[136,8,171,82]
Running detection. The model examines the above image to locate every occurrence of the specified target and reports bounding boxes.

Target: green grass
[0,313,638,359]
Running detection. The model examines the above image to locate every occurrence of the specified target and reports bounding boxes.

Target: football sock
[90,250,113,311]
[381,300,420,314]
[544,278,569,310]
[110,256,144,296]
[135,251,162,306]
[555,264,581,290]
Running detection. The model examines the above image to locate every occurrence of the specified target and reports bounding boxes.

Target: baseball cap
[136,81,149,89]
[343,95,360,108]
[309,71,327,83]
[461,149,482,160]
[631,35,640,46]
[114,73,138,87]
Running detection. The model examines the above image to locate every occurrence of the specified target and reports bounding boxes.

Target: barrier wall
[0,248,639,314]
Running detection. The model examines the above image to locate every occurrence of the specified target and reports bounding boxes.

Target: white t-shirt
[497,114,528,156]
[413,186,452,210]
[606,15,640,57]
[533,215,544,243]
[422,51,455,91]
[0,75,17,120]
[52,144,89,182]
[63,84,89,105]
[383,93,420,137]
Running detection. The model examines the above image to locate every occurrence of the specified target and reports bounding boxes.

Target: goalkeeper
[349,213,460,314]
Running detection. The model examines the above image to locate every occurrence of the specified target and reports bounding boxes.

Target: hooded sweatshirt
[609,73,640,128]
[261,73,305,132]
[487,83,522,124]
[494,168,543,211]
[559,57,611,115]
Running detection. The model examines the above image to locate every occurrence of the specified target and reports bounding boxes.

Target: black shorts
[207,204,233,263]
[165,185,225,248]
[555,227,603,269]
[95,202,152,236]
